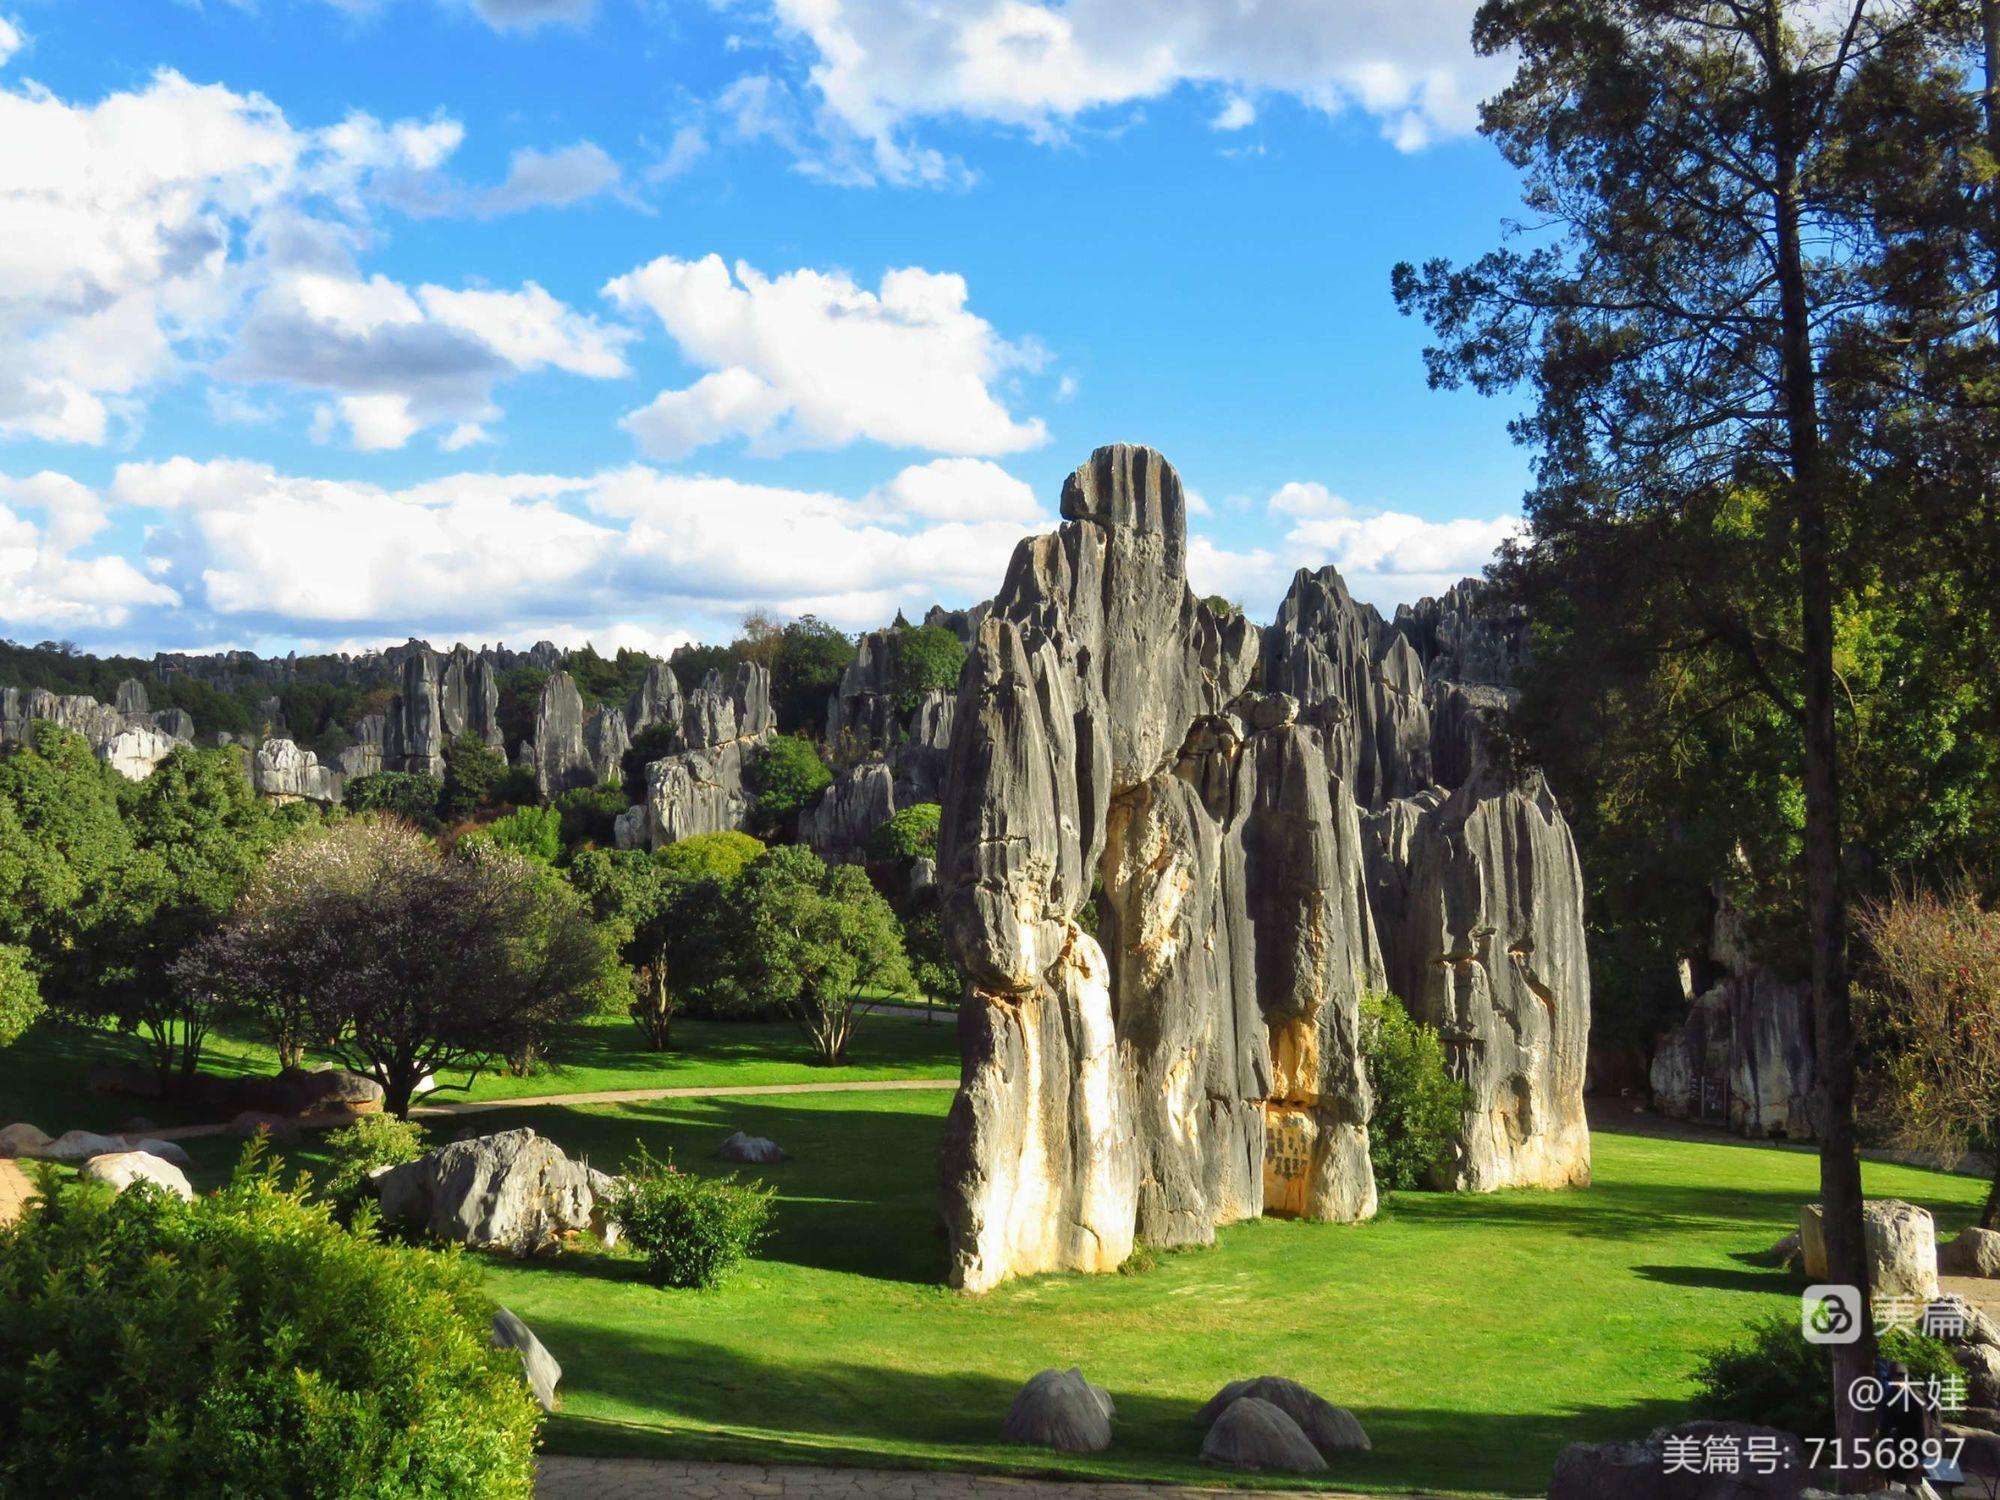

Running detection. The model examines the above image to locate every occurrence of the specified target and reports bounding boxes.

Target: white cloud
[1190,478,1522,617]
[473,141,625,215]
[865,456,1044,524]
[648,125,709,182]
[748,0,1502,176]
[606,253,1048,458]
[0,472,181,629]
[227,271,632,448]
[1211,94,1256,131]
[468,0,595,31]
[0,17,23,67]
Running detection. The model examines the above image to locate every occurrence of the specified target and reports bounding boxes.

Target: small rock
[1941,1226,2000,1279]
[39,1129,127,1163]
[718,1131,785,1164]
[1552,1420,1803,1498]
[490,1306,562,1413]
[1760,1230,1801,1268]
[1196,1375,1368,1455]
[283,1065,385,1115]
[1798,1199,1938,1300]
[587,1167,623,1250]
[81,1150,194,1202]
[0,1123,52,1158]
[1956,1341,2000,1408]
[1200,1396,1327,1473]
[1001,1367,1113,1453]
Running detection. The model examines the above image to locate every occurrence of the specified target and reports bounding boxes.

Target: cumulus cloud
[0,453,1048,651]
[227,271,632,448]
[735,0,1503,181]
[607,253,1048,459]
[0,16,22,67]
[0,472,181,630]
[1190,478,1522,616]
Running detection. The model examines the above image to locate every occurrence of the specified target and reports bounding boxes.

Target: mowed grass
[363,1092,1980,1497]
[0,1009,961,1134]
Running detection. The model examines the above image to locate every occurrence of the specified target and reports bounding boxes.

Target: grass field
[274,1091,1974,1498]
[0,1009,961,1135]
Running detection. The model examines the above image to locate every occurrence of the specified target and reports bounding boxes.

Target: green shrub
[556,784,629,849]
[1361,991,1471,1192]
[475,805,563,865]
[747,735,832,837]
[603,1147,775,1289]
[865,802,940,864]
[344,771,443,829]
[319,1112,429,1222]
[890,625,965,713]
[1691,1312,1960,1438]
[439,733,507,821]
[0,943,42,1047]
[0,1149,539,1496]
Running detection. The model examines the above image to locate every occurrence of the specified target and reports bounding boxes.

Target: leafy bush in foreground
[603,1146,775,1289]
[1692,1312,1959,1438]
[319,1112,429,1222]
[0,1149,539,1497]
[1361,991,1470,1191]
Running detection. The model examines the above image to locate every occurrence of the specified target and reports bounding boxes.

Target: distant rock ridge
[805,625,961,857]
[935,444,1591,1293]
[2,681,193,781]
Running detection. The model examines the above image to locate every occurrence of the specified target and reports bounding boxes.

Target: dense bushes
[602,1147,775,1289]
[345,771,444,829]
[319,1113,430,1222]
[1691,1313,1959,1438]
[865,802,940,864]
[0,1154,539,1497]
[1361,992,1470,1192]
[0,942,41,1046]
[747,735,831,837]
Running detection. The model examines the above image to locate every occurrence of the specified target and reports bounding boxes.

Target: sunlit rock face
[937,446,1380,1293]
[1266,568,1592,1194]
[2,681,193,781]
[626,665,776,847]
[385,647,504,778]
[936,446,1594,1292]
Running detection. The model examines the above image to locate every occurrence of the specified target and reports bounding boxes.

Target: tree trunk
[1772,65,1876,1481]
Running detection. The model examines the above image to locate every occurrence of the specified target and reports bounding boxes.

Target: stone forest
[11,3,2000,1498]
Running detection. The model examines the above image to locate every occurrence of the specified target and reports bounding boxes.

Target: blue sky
[0,0,1534,657]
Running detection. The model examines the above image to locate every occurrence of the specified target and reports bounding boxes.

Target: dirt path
[0,1159,36,1227]
[533,1456,1455,1500]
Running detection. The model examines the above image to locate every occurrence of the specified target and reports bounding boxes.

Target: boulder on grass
[0,1123,51,1158]
[718,1131,785,1164]
[1200,1397,1327,1473]
[1550,1420,1803,1498]
[128,1138,192,1168]
[39,1129,127,1163]
[1941,1226,2000,1280]
[490,1306,561,1413]
[587,1167,623,1250]
[1001,1367,1113,1453]
[81,1150,194,1202]
[1798,1199,1938,1300]
[372,1128,594,1255]
[1195,1375,1368,1455]
[281,1065,385,1115]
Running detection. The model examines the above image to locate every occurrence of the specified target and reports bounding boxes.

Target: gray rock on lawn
[1550,1420,1804,1498]
[1001,1367,1114,1453]
[1196,1376,1368,1455]
[81,1150,195,1202]
[587,1167,623,1251]
[372,1127,595,1255]
[0,1123,51,1157]
[128,1138,192,1168]
[718,1131,786,1164]
[490,1306,561,1413]
[1798,1199,1938,1300]
[1199,1396,1327,1473]
[38,1129,128,1163]
[1955,1341,2000,1409]
[1941,1226,2000,1279]
[284,1065,386,1114]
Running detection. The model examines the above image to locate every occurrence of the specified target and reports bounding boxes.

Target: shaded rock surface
[1943,1227,2000,1279]
[0,1124,52,1157]
[936,445,1592,1292]
[802,761,897,857]
[1799,1198,1938,1300]
[1195,1376,1369,1456]
[3,682,194,780]
[1199,1397,1327,1473]
[1550,1420,1804,1498]
[373,1127,595,1254]
[630,666,777,848]
[999,1367,1113,1453]
[718,1131,785,1164]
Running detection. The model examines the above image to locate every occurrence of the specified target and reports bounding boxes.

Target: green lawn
[291,1094,1974,1497]
[0,1010,961,1135]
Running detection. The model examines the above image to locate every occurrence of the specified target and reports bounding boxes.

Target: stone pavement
[534,1457,1417,1500]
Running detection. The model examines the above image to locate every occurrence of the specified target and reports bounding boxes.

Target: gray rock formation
[1651,885,1817,1140]
[491,1307,562,1413]
[1000,1368,1114,1453]
[529,671,594,798]
[383,645,504,778]
[936,445,1592,1293]
[252,738,342,804]
[1195,1377,1369,1456]
[1199,1397,1327,1473]
[1943,1227,2000,1279]
[2,683,193,780]
[801,761,896,857]
[1799,1199,1939,1300]
[373,1127,596,1255]
[718,1131,786,1164]
[628,666,777,849]
[80,1150,195,1202]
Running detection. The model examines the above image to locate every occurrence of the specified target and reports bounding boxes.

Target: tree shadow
[1632,1262,1790,1295]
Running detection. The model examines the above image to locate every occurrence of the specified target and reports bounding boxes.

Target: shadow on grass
[1631,1262,1790,1295]
[522,1323,1680,1496]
